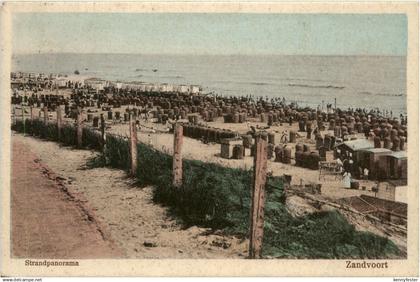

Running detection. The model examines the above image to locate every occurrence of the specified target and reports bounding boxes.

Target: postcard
[0,1,418,277]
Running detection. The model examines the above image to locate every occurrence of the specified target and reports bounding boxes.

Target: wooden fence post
[43,106,48,124]
[100,113,106,150]
[76,108,83,148]
[12,105,16,125]
[57,105,62,141]
[129,113,138,176]
[172,123,183,187]
[249,136,268,259]
[21,106,26,135]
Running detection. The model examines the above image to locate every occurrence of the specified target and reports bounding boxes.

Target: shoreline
[11,70,407,118]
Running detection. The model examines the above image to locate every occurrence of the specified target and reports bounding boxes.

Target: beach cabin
[166,84,174,93]
[359,149,407,180]
[84,78,108,92]
[377,179,408,204]
[158,84,166,92]
[137,83,146,92]
[28,73,36,79]
[55,77,68,88]
[145,84,153,92]
[335,139,374,164]
[360,148,392,180]
[172,85,181,93]
[179,85,189,93]
[115,82,123,90]
[159,83,176,93]
[11,72,20,79]
[387,151,407,180]
[190,85,201,94]
[150,84,159,92]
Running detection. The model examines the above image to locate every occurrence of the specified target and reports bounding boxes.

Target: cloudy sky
[13,13,407,56]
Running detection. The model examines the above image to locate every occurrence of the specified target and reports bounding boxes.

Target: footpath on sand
[11,138,123,258]
[11,133,247,258]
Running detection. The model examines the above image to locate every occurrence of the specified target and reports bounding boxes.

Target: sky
[12,13,407,56]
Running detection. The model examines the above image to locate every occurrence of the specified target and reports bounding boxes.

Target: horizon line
[12,52,406,57]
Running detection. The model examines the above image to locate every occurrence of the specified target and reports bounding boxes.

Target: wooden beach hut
[387,151,407,180]
[359,148,407,180]
[84,78,108,91]
[335,139,374,165]
[377,179,408,204]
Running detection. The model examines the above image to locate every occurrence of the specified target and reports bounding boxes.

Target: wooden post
[172,123,183,187]
[30,106,34,120]
[129,113,138,176]
[12,105,16,125]
[21,106,26,135]
[249,136,268,259]
[43,106,48,124]
[100,113,106,150]
[76,108,83,148]
[57,105,62,141]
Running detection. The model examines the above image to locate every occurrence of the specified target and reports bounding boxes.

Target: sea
[12,54,407,115]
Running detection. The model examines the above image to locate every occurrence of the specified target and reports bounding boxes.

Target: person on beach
[280,130,288,144]
[363,167,369,180]
[342,171,351,188]
[336,157,343,173]
[147,134,154,146]
[348,154,354,174]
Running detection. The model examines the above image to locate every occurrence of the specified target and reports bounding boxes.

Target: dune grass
[12,120,402,259]
[103,133,401,259]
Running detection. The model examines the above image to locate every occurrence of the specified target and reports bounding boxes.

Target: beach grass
[103,132,401,259]
[12,120,402,259]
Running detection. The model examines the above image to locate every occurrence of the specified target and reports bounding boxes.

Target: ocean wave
[134,68,159,72]
[248,82,270,86]
[160,75,184,79]
[288,83,345,90]
[213,80,275,87]
[358,91,404,97]
[284,77,329,83]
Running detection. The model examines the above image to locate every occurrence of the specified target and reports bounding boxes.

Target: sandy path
[12,133,248,258]
[11,138,123,258]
